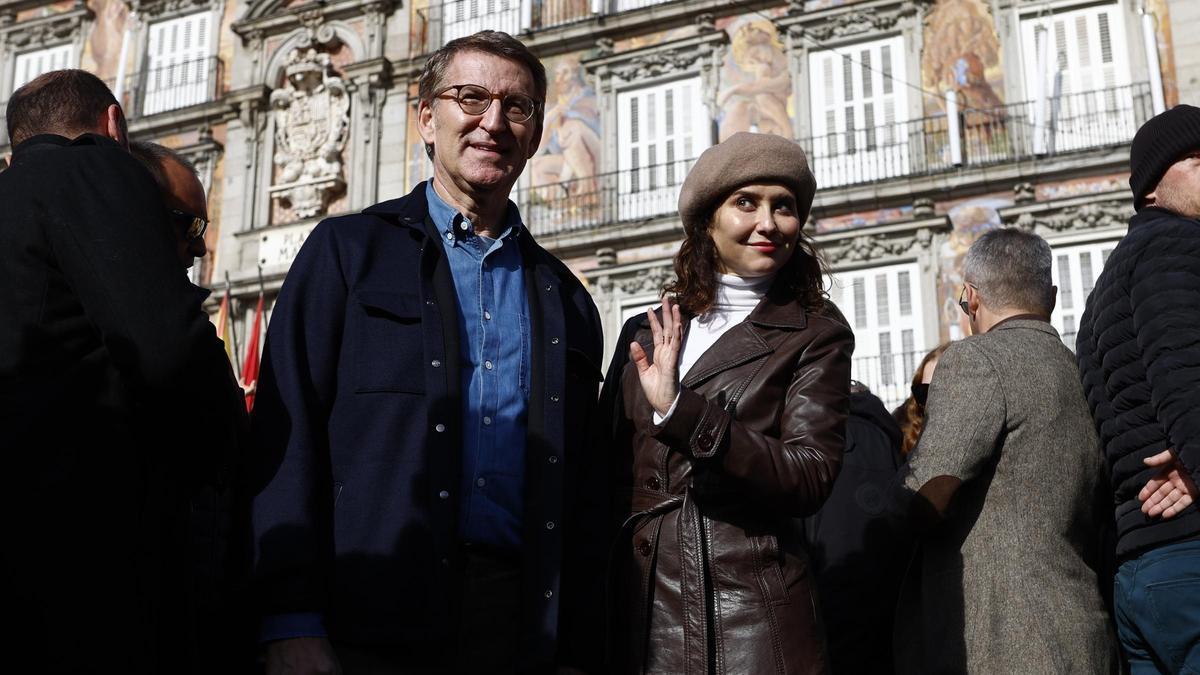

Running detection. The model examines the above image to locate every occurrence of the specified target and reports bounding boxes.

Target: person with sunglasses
[251,31,605,675]
[130,141,209,270]
[892,228,1116,673]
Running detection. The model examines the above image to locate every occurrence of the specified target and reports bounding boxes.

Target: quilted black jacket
[1077,206,1200,558]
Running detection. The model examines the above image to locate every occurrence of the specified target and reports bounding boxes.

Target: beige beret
[677,132,817,232]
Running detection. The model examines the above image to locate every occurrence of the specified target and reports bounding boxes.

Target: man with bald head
[0,71,241,672]
[130,141,210,269]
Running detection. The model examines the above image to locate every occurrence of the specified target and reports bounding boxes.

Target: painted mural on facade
[937,194,1010,341]
[1147,0,1180,107]
[82,0,127,81]
[715,14,793,141]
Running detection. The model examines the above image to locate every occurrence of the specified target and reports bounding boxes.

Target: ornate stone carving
[595,37,614,57]
[611,48,704,82]
[837,234,917,262]
[1011,201,1130,233]
[695,13,715,33]
[269,48,350,219]
[1013,182,1036,204]
[4,12,87,48]
[616,266,675,296]
[805,5,915,41]
[596,248,617,267]
[912,197,935,217]
[133,0,213,20]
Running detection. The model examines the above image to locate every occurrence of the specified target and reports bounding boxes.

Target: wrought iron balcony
[411,0,685,56]
[803,82,1154,189]
[513,156,695,237]
[851,347,929,411]
[111,55,223,120]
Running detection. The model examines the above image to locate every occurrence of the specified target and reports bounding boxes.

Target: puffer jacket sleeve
[1130,221,1200,485]
[650,316,853,516]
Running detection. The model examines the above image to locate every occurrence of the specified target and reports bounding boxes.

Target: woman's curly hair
[896,343,952,456]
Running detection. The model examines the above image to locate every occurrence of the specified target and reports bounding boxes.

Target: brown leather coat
[600,287,853,674]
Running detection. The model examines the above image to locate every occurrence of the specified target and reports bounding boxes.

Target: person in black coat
[1077,104,1200,673]
[0,71,243,673]
[802,382,909,674]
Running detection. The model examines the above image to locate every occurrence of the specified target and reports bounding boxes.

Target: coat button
[438,490,450,499]
[644,476,661,490]
[435,423,446,433]
[431,359,442,368]
[696,432,713,449]
[544,589,553,599]
[637,540,652,557]
[425,299,434,306]
[545,284,552,292]
[545,521,555,530]
[547,455,558,464]
[441,557,450,567]
[551,337,560,345]
[549,394,559,402]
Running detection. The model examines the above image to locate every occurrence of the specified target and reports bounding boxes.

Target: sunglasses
[434,84,541,123]
[958,284,973,316]
[170,209,208,240]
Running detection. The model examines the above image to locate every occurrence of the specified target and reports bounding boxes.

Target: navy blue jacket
[250,182,606,669]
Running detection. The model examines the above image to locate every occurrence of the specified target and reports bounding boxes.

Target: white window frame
[11,44,75,94]
[143,11,215,116]
[616,76,709,221]
[1019,3,1135,153]
[830,262,926,410]
[808,35,909,188]
[1050,239,1119,349]
[440,0,532,44]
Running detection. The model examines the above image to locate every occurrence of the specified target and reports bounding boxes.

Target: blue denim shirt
[259,182,532,643]
[425,181,530,551]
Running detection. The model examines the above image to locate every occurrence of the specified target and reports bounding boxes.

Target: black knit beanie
[1130,104,1200,210]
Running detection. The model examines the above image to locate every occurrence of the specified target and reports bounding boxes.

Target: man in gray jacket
[894,228,1117,673]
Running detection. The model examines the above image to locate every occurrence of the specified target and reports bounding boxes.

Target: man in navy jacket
[251,31,605,674]
[1077,104,1200,672]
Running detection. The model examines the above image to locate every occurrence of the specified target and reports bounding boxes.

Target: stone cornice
[0,1,91,45]
[998,191,1132,237]
[813,214,951,267]
[130,0,216,21]
[777,0,931,43]
[583,29,727,82]
[232,0,393,39]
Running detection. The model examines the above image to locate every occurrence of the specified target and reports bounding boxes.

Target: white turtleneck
[655,273,774,424]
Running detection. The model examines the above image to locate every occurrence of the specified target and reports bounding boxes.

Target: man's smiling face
[418,50,543,196]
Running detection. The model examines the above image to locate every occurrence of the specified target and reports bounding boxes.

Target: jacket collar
[362,180,433,228]
[11,133,121,161]
[1131,205,1200,228]
[990,316,1059,338]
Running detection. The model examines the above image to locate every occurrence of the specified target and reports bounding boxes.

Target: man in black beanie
[1077,103,1200,672]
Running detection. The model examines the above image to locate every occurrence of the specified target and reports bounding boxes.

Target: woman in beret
[599,132,853,674]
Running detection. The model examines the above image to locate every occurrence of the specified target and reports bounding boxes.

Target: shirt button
[483,416,492,425]
[476,477,487,488]
[544,589,553,599]
[459,221,469,231]
[445,232,453,241]
[550,337,560,345]
[484,360,494,370]
[545,521,555,530]
[548,455,558,464]
[438,490,450,499]
[484,310,492,320]
[431,359,442,368]
[435,423,446,433]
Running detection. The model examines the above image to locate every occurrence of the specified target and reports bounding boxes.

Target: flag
[215,284,235,364]
[241,292,265,411]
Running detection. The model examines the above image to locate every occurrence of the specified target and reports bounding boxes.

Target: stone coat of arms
[270,47,350,219]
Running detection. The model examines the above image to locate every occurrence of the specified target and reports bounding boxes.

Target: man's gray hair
[963,228,1055,314]
[129,140,198,192]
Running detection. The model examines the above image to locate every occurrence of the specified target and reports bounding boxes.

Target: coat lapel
[680,322,773,389]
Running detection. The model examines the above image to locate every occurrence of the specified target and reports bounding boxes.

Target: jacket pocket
[353,290,426,394]
[753,533,791,605]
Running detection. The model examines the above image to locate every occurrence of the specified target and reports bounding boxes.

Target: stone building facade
[1,0,1194,407]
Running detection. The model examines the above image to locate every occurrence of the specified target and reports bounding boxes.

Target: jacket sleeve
[1130,228,1200,485]
[651,317,853,516]
[897,341,1005,500]
[250,220,346,617]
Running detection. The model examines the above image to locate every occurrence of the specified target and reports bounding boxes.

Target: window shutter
[11,44,75,93]
[808,35,908,187]
[1049,240,1120,348]
[144,12,212,115]
[617,77,710,219]
[441,0,527,43]
[830,262,926,408]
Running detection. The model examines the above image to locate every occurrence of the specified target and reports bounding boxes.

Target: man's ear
[967,284,981,317]
[527,119,544,160]
[104,104,129,150]
[1143,188,1158,208]
[417,99,435,147]
[1047,285,1058,315]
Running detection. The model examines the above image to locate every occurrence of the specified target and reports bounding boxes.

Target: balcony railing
[804,82,1153,189]
[412,0,685,56]
[514,156,695,237]
[852,348,928,412]
[109,56,223,119]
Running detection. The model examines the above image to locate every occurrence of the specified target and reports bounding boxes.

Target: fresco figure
[717,19,792,141]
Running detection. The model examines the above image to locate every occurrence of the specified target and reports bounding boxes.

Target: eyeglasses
[169,209,208,240]
[434,84,540,123]
[958,284,973,316]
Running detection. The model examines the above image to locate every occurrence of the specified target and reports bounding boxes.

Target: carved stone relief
[615,265,676,296]
[803,2,921,42]
[1009,200,1131,234]
[269,47,350,219]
